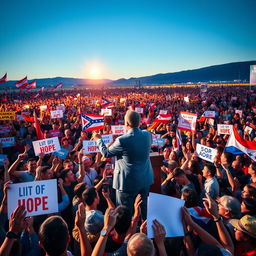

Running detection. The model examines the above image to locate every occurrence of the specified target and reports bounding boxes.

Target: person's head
[172,168,187,186]
[64,129,71,137]
[114,205,132,235]
[60,169,75,184]
[232,159,242,171]
[181,188,199,208]
[39,166,53,180]
[241,184,256,199]
[39,216,69,256]
[127,233,154,256]
[196,131,203,140]
[218,195,241,219]
[63,159,74,172]
[167,160,178,172]
[124,110,140,129]
[220,152,233,165]
[27,158,37,172]
[82,155,93,169]
[202,163,216,179]
[163,147,170,160]
[82,187,99,207]
[230,215,256,243]
[62,138,69,146]
[188,160,201,175]
[241,198,256,216]
[248,162,256,177]
[74,182,87,200]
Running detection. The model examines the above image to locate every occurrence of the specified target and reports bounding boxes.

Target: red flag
[15,76,28,89]
[0,73,7,83]
[25,80,36,90]
[33,93,40,98]
[23,116,35,122]
[53,82,62,90]
[33,111,44,140]
[153,114,172,123]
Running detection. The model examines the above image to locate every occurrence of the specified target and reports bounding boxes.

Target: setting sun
[89,66,101,79]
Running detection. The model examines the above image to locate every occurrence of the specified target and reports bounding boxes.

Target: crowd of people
[0,85,255,256]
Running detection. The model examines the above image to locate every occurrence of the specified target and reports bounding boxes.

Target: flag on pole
[15,76,28,89]
[81,114,104,131]
[0,73,7,83]
[53,83,62,90]
[33,93,40,98]
[102,97,114,108]
[25,80,36,90]
[176,129,182,147]
[153,114,172,123]
[225,127,256,161]
[33,111,44,140]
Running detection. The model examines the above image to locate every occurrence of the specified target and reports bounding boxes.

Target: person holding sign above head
[93,110,153,220]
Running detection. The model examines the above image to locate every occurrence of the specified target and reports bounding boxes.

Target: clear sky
[0,0,255,80]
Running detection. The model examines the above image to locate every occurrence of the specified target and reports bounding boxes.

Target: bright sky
[0,0,255,80]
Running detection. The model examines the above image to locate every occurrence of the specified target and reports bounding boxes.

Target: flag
[53,82,62,90]
[0,73,7,83]
[201,100,206,105]
[40,87,44,93]
[188,207,211,225]
[202,111,215,118]
[81,113,104,131]
[33,111,44,140]
[23,116,34,122]
[153,114,172,123]
[149,103,156,111]
[176,129,182,147]
[225,127,256,161]
[33,93,40,98]
[102,97,114,108]
[147,122,159,131]
[25,80,36,90]
[15,76,28,89]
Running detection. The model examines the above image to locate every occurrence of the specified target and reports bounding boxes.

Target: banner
[32,137,60,156]
[50,110,63,119]
[0,137,15,148]
[177,112,197,132]
[7,179,58,218]
[83,134,113,153]
[56,105,66,112]
[203,111,215,118]
[0,154,7,166]
[52,148,69,159]
[111,125,126,135]
[39,105,47,111]
[244,126,253,135]
[16,115,25,121]
[152,138,165,147]
[196,144,217,163]
[0,126,11,135]
[159,110,167,115]
[135,107,143,114]
[235,110,243,118]
[217,124,233,135]
[100,108,112,116]
[0,112,15,121]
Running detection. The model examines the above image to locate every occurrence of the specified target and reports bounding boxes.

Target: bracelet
[132,216,140,223]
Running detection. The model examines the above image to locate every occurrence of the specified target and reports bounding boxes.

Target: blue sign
[52,148,69,160]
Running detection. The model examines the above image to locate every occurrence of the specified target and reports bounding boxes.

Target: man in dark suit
[93,110,153,219]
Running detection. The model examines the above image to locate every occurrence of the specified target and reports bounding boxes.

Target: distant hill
[2,60,256,88]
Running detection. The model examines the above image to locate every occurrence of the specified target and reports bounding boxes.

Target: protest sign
[217,124,233,135]
[100,108,112,116]
[7,179,58,218]
[196,144,217,163]
[177,112,197,132]
[50,110,63,119]
[40,105,47,111]
[0,154,7,166]
[56,105,66,111]
[32,137,60,156]
[16,115,25,121]
[0,112,15,121]
[235,110,243,118]
[52,148,69,159]
[159,110,167,115]
[0,126,11,135]
[147,193,184,238]
[203,111,215,118]
[83,134,113,153]
[244,126,253,134]
[111,125,126,135]
[0,137,15,148]
[152,138,165,147]
[135,107,143,114]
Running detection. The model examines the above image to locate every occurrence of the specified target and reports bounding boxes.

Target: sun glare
[89,66,101,79]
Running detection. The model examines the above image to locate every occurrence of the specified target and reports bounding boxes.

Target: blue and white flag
[81,114,104,131]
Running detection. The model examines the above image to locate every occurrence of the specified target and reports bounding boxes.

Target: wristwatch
[100,229,110,237]
[213,216,223,222]
[6,231,19,239]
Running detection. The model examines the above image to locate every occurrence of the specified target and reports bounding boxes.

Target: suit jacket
[96,128,154,192]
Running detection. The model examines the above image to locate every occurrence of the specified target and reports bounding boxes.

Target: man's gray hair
[125,110,141,128]
[220,195,241,219]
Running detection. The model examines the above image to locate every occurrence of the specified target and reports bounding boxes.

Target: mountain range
[3,60,256,88]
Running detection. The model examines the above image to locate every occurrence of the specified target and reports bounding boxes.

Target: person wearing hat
[230,215,256,256]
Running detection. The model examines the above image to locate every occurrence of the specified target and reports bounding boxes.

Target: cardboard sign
[196,144,217,163]
[40,105,47,111]
[235,110,243,118]
[0,154,7,166]
[56,105,65,112]
[0,112,15,121]
[0,137,15,148]
[101,109,112,116]
[152,138,165,147]
[177,112,197,132]
[135,107,143,114]
[244,126,253,134]
[32,137,60,156]
[7,179,58,218]
[0,126,11,135]
[217,124,233,135]
[83,134,113,153]
[203,111,215,118]
[50,110,63,119]
[52,148,69,159]
[111,125,126,135]
[159,110,167,115]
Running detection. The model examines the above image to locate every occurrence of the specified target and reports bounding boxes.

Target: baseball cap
[84,210,104,235]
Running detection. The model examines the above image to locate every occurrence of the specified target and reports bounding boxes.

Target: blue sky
[0,0,255,80]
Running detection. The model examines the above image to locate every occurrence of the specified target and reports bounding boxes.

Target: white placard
[135,107,143,114]
[50,110,63,119]
[111,125,126,135]
[40,105,47,111]
[32,137,60,156]
[83,134,113,153]
[217,124,233,135]
[177,112,197,132]
[244,126,253,134]
[159,110,167,115]
[56,105,66,111]
[196,144,217,163]
[7,179,58,218]
[184,96,189,103]
[203,111,215,118]
[235,110,243,118]
[208,118,215,126]
[101,109,112,116]
[147,193,184,238]
[0,137,15,148]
